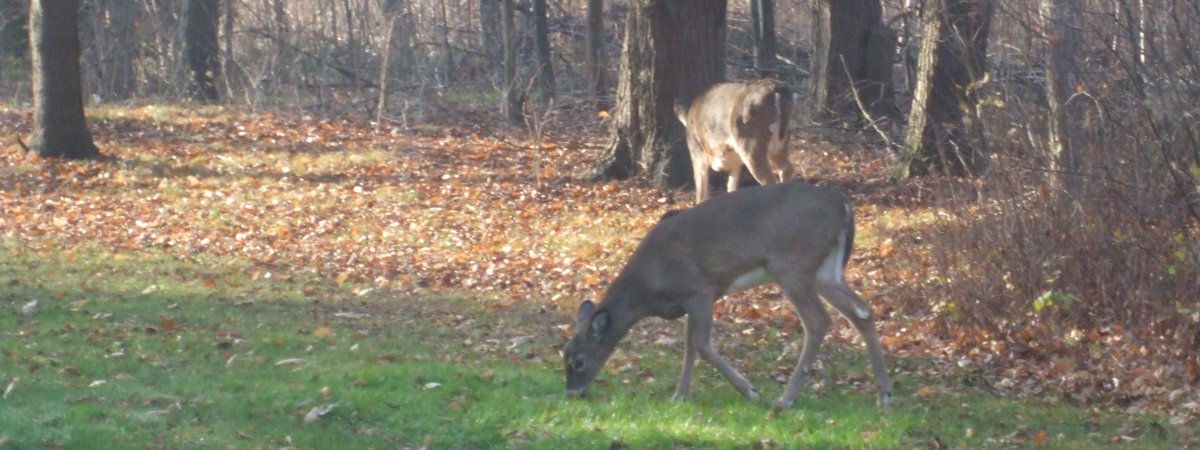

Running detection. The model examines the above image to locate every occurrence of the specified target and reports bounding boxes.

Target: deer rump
[675,80,797,202]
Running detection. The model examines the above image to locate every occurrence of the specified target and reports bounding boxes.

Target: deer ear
[673,100,689,125]
[590,309,611,335]
[575,300,596,328]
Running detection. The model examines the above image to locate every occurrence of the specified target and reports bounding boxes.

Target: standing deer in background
[674,79,799,203]
[563,182,892,408]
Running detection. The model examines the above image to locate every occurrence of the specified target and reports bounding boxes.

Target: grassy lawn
[0,240,1183,448]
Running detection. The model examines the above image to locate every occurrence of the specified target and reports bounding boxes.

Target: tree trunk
[533,0,555,98]
[900,0,992,177]
[500,0,522,123]
[180,0,220,102]
[99,0,138,100]
[438,0,453,80]
[750,0,776,75]
[1042,0,1085,192]
[480,0,503,70]
[592,0,728,189]
[28,0,98,159]
[585,0,607,102]
[809,0,895,125]
[377,0,401,122]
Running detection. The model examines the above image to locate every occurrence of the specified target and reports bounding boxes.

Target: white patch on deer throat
[726,267,772,295]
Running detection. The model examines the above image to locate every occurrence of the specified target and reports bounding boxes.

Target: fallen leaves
[3,105,1199,422]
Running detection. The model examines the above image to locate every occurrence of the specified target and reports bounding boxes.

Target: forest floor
[1,103,1197,447]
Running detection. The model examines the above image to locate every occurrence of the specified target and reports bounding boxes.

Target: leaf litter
[1,105,1196,429]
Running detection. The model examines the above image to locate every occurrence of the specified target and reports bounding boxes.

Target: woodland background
[2,0,1199,430]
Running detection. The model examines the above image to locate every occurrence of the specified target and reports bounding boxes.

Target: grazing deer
[674,79,799,203]
[563,182,891,408]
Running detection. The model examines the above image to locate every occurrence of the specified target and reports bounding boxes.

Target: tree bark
[592,0,728,189]
[585,0,607,102]
[750,0,776,75]
[900,0,993,177]
[98,0,139,100]
[500,0,522,123]
[480,0,503,70]
[28,0,98,159]
[809,0,895,125]
[180,0,221,102]
[533,0,555,98]
[1042,0,1085,192]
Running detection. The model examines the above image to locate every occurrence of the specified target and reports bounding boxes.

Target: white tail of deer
[675,79,799,203]
[563,182,891,408]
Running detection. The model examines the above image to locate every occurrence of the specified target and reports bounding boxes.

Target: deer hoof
[745,389,760,402]
[772,398,794,410]
[878,391,893,408]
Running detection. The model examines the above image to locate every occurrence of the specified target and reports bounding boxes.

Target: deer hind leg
[813,237,892,406]
[680,300,760,401]
[774,276,831,409]
[815,277,892,407]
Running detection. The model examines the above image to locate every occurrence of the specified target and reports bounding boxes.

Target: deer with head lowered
[563,182,891,408]
[675,79,799,203]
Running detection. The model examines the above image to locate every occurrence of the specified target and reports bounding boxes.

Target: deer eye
[571,359,586,371]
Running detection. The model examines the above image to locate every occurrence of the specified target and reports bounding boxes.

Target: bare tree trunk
[480,0,503,70]
[585,0,607,103]
[500,0,522,123]
[592,0,728,189]
[1042,0,1085,192]
[221,0,237,98]
[438,0,453,81]
[29,0,99,159]
[809,0,895,125]
[750,0,776,75]
[377,0,399,123]
[900,0,992,177]
[533,0,555,98]
[180,0,221,102]
[98,0,139,100]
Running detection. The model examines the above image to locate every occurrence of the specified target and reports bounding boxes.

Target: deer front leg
[725,162,743,195]
[674,321,699,400]
[693,158,711,203]
[739,138,778,187]
[684,301,760,401]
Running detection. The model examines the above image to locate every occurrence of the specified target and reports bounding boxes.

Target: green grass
[0,239,1184,448]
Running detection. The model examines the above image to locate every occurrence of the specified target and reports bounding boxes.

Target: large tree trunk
[585,0,607,103]
[900,0,993,177]
[809,0,895,125]
[28,0,98,159]
[1042,0,1085,192]
[592,0,727,189]
[533,0,555,98]
[750,0,776,75]
[180,0,220,102]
